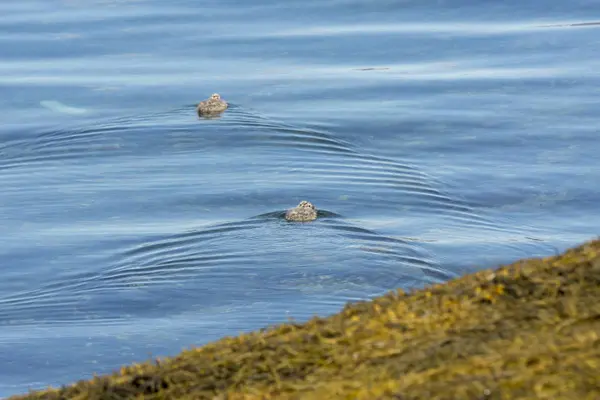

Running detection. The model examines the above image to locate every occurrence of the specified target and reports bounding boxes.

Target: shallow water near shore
[1,0,600,396]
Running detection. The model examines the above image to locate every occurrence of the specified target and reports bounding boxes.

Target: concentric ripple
[0,103,556,330]
[0,216,444,327]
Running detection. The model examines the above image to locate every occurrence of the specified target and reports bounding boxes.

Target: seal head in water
[197,93,228,116]
[285,200,317,222]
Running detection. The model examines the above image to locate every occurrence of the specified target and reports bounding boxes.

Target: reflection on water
[1,0,599,396]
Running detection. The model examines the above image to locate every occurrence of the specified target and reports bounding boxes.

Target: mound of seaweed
[12,239,600,400]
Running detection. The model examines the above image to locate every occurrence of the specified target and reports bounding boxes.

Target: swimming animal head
[298,200,315,210]
[197,93,228,117]
[285,200,318,222]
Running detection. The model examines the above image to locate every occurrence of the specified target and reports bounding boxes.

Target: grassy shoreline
[12,238,600,399]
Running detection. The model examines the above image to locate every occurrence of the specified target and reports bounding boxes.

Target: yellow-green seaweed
[11,238,600,400]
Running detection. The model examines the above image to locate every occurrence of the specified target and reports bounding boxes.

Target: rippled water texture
[1,0,599,396]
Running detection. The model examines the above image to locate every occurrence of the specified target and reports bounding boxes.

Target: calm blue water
[1,0,599,396]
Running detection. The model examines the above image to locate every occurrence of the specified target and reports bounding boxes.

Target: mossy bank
[12,239,600,400]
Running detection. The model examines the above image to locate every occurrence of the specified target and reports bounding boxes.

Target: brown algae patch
[11,238,600,399]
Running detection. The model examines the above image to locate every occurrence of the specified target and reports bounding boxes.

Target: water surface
[1,0,599,396]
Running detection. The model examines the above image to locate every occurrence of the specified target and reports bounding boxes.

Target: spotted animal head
[297,200,315,210]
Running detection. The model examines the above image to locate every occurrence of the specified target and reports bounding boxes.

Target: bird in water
[285,200,317,222]
[197,93,228,116]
